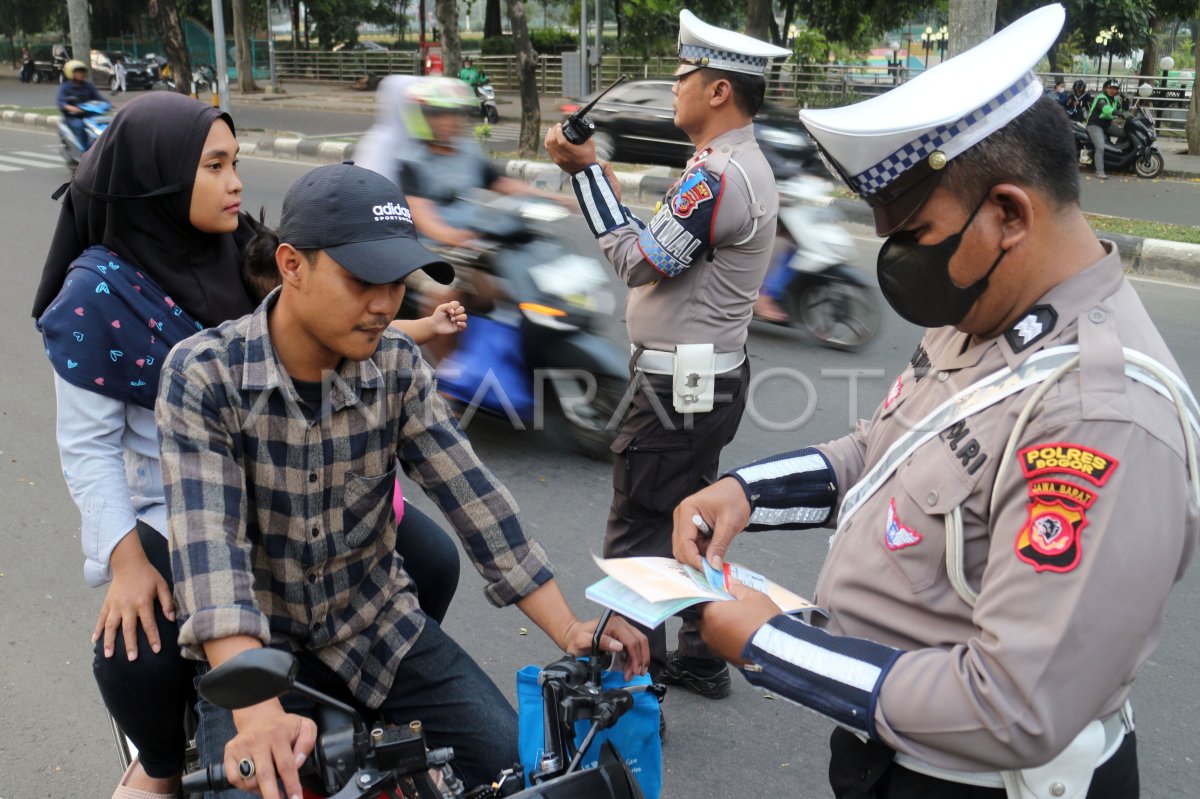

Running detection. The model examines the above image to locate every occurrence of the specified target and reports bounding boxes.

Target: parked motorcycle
[1071,86,1164,179]
[58,99,113,169]
[402,193,628,460]
[755,172,880,351]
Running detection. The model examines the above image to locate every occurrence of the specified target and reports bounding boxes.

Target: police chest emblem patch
[1016,479,1097,573]
[884,376,903,409]
[884,498,922,550]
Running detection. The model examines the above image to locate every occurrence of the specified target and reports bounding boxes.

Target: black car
[90,51,155,91]
[561,78,819,171]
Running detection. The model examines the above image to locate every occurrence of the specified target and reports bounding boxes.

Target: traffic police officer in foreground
[671,5,1199,796]
[545,11,789,696]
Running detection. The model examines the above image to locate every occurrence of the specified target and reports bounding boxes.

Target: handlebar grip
[180,763,230,794]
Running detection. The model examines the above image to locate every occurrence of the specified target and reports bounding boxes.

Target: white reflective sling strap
[833,347,1085,543]
[946,346,1200,608]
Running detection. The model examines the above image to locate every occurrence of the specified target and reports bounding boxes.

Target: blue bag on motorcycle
[516,665,661,799]
[435,316,533,418]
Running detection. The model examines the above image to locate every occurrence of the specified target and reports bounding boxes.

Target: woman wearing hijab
[34,91,465,798]
[34,92,254,799]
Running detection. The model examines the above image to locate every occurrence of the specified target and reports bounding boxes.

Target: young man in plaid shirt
[158,164,648,798]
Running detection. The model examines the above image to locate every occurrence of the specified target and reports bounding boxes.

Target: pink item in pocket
[393,478,405,525]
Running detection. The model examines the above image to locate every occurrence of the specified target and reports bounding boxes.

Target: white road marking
[0,154,61,168]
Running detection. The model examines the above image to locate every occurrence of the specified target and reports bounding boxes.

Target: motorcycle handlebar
[181,762,229,793]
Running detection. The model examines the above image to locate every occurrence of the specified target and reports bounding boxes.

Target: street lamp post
[889,40,901,85]
[921,26,933,70]
[1094,26,1123,76]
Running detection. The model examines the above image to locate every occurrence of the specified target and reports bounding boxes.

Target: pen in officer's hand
[693,514,712,536]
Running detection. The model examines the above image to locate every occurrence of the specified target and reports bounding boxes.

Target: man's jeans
[1087,124,1108,176]
[196,617,519,796]
[63,115,89,151]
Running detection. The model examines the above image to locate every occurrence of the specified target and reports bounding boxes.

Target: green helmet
[402,77,475,143]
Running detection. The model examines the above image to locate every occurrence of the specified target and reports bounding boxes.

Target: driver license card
[702,559,768,595]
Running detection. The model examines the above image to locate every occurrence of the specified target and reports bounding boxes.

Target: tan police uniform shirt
[815,243,1197,771]
[598,124,778,354]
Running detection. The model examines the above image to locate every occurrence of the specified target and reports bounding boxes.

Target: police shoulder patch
[1015,479,1097,573]
[636,165,724,278]
[1018,442,1118,486]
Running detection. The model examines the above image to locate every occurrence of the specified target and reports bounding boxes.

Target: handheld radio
[562,75,630,145]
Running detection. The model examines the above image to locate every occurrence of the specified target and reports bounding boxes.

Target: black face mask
[876,193,1006,328]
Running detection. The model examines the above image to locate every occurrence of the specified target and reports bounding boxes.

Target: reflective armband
[573,163,628,237]
[729,447,838,530]
[741,614,901,740]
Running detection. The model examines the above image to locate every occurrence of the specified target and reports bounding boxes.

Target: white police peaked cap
[676,10,792,77]
[799,4,1066,235]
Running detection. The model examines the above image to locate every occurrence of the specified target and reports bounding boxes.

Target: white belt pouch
[672,343,716,414]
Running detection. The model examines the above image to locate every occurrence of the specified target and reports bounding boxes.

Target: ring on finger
[238,757,256,780]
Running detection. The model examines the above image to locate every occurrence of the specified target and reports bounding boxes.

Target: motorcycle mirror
[198,648,299,709]
[1137,83,1153,99]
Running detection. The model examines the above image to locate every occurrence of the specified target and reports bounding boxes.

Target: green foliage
[530,28,577,53]
[0,0,57,38]
[618,0,677,58]
[795,0,929,43]
[482,34,516,55]
[475,122,493,142]
[792,28,831,65]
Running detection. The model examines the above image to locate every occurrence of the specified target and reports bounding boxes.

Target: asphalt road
[4,78,1200,227]
[1,126,1198,798]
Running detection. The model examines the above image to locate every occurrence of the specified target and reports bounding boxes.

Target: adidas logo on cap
[372,202,413,223]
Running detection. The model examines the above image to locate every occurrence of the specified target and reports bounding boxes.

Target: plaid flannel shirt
[158,293,555,708]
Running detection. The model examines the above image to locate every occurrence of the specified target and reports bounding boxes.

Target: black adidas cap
[278,163,453,285]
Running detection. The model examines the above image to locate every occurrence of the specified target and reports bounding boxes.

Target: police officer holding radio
[671,5,1198,797]
[544,11,789,697]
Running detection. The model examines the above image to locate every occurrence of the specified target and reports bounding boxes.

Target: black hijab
[32,92,255,327]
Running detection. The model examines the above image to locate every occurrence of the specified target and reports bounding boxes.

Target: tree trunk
[1187,22,1199,155]
[291,0,300,49]
[746,0,772,42]
[1046,43,1059,74]
[233,0,259,92]
[947,0,995,59]
[66,0,90,70]
[436,0,462,75]
[781,0,796,48]
[1138,17,1161,79]
[614,0,623,42]
[505,0,540,158]
[148,0,192,95]
[485,0,503,38]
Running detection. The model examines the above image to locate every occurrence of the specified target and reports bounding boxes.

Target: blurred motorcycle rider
[57,59,105,151]
[357,76,570,357]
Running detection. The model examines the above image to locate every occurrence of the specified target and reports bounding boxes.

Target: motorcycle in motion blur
[1071,83,1164,179]
[402,192,628,460]
[58,99,113,169]
[754,171,881,351]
